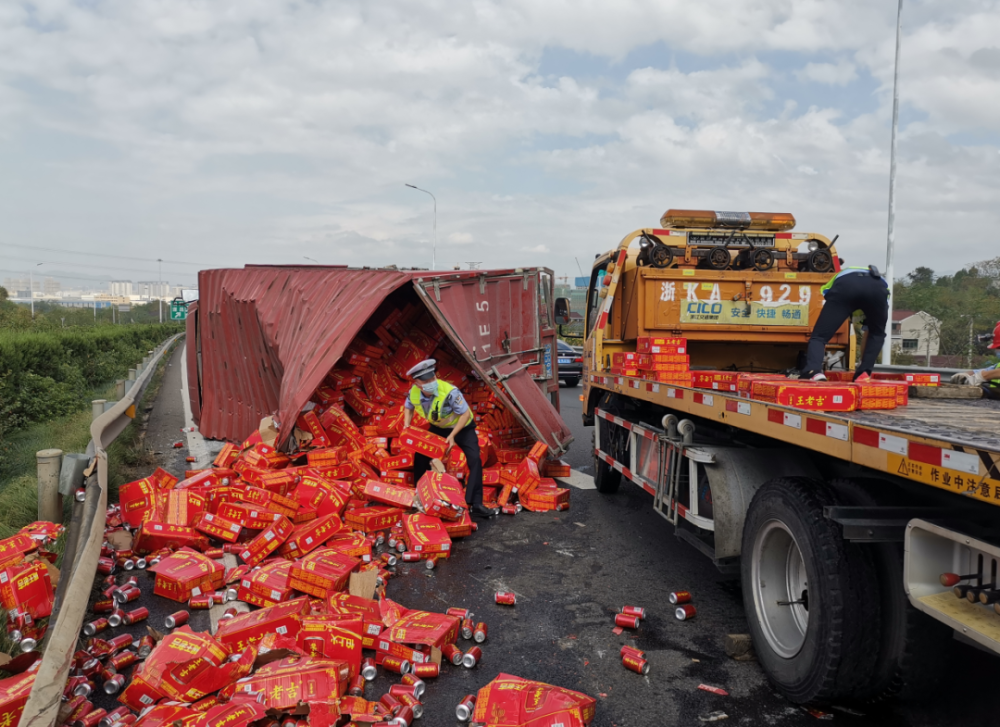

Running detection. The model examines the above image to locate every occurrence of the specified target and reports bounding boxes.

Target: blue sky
[1,0,999,289]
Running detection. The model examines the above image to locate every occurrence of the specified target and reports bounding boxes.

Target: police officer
[802,264,889,381]
[951,321,1000,399]
[403,359,498,518]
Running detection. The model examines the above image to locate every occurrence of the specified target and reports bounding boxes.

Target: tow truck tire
[741,477,880,704]
[829,478,953,703]
[593,418,622,494]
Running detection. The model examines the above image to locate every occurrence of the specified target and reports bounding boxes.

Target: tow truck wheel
[829,478,953,702]
[593,394,625,494]
[742,477,880,704]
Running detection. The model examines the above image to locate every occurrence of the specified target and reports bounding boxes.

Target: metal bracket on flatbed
[824,506,946,542]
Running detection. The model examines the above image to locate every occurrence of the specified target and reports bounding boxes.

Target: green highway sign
[170,298,188,321]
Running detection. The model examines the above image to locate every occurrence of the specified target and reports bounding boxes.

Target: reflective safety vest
[820,266,889,297]
[408,380,470,428]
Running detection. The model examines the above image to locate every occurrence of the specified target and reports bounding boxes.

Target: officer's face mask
[420,379,438,396]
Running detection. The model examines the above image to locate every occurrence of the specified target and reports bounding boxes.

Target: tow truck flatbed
[588,372,1000,508]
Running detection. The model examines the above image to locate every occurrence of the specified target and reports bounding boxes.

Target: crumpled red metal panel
[192,266,411,444]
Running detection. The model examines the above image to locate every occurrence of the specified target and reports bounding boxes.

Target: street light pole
[405,184,437,269]
[882,0,904,365]
[158,258,163,324]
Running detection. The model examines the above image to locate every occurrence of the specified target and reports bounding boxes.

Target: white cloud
[796,61,858,86]
[0,0,998,286]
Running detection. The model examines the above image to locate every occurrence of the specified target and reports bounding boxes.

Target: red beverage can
[501,504,518,515]
[221,607,240,620]
[123,607,149,626]
[96,558,115,575]
[348,674,365,696]
[620,644,646,660]
[675,604,696,621]
[441,643,463,666]
[64,676,88,697]
[398,694,423,719]
[473,622,488,643]
[92,598,115,613]
[108,634,134,652]
[614,613,640,629]
[67,697,93,723]
[113,586,140,604]
[102,674,125,696]
[378,693,401,713]
[389,684,416,698]
[455,694,476,721]
[137,634,156,658]
[495,591,516,605]
[401,552,421,563]
[623,654,650,674]
[101,706,130,726]
[123,575,139,588]
[80,658,101,678]
[204,548,224,558]
[83,618,109,636]
[80,708,108,727]
[669,590,692,605]
[393,706,414,726]
[381,655,411,674]
[64,695,87,718]
[110,650,138,671]
[460,618,474,640]
[361,657,377,681]
[190,594,212,610]
[446,607,472,620]
[412,662,439,678]
[165,610,189,628]
[462,646,482,668]
[400,673,425,698]
[621,605,646,619]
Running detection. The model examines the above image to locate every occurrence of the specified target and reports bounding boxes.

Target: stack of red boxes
[609,337,692,386]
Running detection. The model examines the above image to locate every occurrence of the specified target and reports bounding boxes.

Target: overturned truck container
[185,265,573,455]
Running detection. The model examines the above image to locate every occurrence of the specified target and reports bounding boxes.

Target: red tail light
[573,357,583,363]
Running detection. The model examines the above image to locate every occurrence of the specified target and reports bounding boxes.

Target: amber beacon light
[660,209,797,232]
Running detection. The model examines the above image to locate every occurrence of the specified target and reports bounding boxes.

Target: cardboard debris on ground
[42,306,589,727]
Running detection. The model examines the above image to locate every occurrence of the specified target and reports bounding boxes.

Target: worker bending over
[951,321,1000,400]
[403,359,498,518]
[802,264,889,382]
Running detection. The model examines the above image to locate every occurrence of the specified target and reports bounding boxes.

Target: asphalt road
[84,372,996,726]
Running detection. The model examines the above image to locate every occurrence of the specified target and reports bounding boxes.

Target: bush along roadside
[0,323,181,439]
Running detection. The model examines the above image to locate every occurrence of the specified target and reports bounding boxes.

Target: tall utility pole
[882,0,904,365]
[405,184,437,269]
[29,262,42,319]
[158,258,163,323]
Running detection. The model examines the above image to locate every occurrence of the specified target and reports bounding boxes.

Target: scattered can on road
[675,604,697,621]
[456,695,476,721]
[623,654,650,674]
[614,613,640,629]
[495,591,516,606]
[669,590,692,605]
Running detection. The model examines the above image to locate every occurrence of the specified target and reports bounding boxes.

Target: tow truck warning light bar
[660,209,797,232]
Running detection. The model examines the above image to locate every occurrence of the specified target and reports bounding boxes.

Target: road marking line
[179,342,213,469]
[557,469,596,490]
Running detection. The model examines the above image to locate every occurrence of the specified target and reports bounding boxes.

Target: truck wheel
[829,478,953,703]
[742,477,880,704]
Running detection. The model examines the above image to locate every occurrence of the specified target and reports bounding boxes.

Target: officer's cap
[406,359,437,380]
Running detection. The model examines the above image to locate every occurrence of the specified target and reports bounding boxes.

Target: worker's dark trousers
[804,273,888,377]
[412,424,484,508]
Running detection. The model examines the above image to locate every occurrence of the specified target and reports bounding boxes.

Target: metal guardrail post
[19,333,183,727]
[36,450,63,523]
[116,379,126,399]
[127,368,136,384]
[90,400,106,422]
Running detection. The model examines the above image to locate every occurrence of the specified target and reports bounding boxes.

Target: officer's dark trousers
[804,273,888,377]
[412,425,484,508]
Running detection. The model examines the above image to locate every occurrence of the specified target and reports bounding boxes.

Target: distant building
[110,280,134,297]
[137,281,170,300]
[891,310,940,359]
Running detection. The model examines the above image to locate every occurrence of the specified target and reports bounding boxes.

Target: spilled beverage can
[622,654,650,674]
[669,590,692,605]
[495,591,516,606]
[675,604,697,621]
[614,613,640,629]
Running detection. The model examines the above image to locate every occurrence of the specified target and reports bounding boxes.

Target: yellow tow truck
[564,209,1000,705]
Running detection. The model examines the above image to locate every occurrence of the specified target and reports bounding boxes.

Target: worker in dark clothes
[404,359,498,518]
[801,265,889,382]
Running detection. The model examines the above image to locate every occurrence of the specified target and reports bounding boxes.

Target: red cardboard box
[324,531,373,560]
[148,548,225,602]
[416,472,466,521]
[239,516,294,566]
[750,380,857,412]
[444,510,474,539]
[737,373,787,398]
[215,502,284,530]
[290,550,360,598]
[162,490,207,527]
[215,597,310,651]
[520,485,571,512]
[692,371,740,391]
[298,617,364,677]
[194,512,242,543]
[472,674,596,727]
[296,410,332,448]
[278,513,345,559]
[344,505,404,534]
[397,427,448,460]
[402,514,452,556]
[636,336,687,354]
[133,522,210,554]
[855,382,900,410]
[236,486,298,519]
[227,657,348,709]
[237,560,295,606]
[326,593,384,647]
[120,477,161,529]
[363,480,416,510]
[0,561,53,619]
